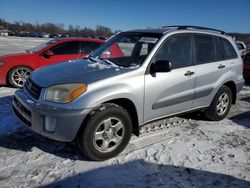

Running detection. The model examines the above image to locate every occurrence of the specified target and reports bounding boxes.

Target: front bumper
[13,90,90,142]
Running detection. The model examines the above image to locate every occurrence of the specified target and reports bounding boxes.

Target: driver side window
[153,34,192,69]
[50,41,80,55]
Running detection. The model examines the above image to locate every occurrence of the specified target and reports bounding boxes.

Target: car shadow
[41,159,250,188]
[178,111,208,121]
[240,96,250,103]
[230,111,250,128]
[0,95,87,161]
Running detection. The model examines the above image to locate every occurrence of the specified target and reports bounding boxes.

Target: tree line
[228,33,250,43]
[0,18,119,37]
[1,18,250,42]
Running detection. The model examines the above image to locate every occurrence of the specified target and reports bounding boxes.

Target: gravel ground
[0,37,249,188]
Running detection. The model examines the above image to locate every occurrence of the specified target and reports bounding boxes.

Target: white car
[236,41,247,56]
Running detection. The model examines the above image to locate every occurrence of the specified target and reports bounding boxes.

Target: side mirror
[150,60,172,73]
[43,50,54,58]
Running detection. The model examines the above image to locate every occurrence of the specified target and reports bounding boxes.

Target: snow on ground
[0,36,49,56]
[0,37,250,188]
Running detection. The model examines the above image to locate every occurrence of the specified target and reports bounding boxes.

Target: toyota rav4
[13,26,244,160]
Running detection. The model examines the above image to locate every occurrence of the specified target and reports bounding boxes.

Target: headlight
[45,83,87,103]
[0,61,5,67]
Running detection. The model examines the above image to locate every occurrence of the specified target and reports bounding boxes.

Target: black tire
[8,66,32,88]
[77,103,132,161]
[204,86,232,121]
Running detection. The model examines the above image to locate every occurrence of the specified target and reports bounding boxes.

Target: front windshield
[29,39,58,53]
[90,32,162,67]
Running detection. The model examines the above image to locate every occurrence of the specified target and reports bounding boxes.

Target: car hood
[31,59,131,88]
[0,51,31,60]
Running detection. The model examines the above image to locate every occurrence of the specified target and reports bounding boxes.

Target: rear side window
[215,37,224,61]
[220,38,238,59]
[80,42,102,54]
[194,34,217,64]
[51,41,80,55]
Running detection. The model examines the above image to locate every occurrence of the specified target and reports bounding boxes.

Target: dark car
[243,52,250,80]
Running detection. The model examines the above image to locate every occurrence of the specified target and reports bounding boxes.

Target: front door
[144,34,196,123]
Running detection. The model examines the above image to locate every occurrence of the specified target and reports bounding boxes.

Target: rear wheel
[77,103,132,161]
[204,86,232,121]
[8,66,32,88]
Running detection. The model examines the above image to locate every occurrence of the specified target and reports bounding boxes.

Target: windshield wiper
[85,55,119,67]
[99,58,119,67]
[84,54,99,62]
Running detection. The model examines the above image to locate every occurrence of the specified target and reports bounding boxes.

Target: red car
[0,38,104,87]
[243,52,250,81]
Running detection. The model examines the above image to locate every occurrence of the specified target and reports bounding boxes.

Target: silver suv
[13,26,244,160]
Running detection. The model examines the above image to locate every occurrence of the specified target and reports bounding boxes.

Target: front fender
[71,76,145,125]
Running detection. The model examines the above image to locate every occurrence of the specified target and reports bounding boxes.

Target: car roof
[53,37,105,43]
[126,28,170,34]
[126,25,226,36]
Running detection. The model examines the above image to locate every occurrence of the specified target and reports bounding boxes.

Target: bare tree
[0,17,117,38]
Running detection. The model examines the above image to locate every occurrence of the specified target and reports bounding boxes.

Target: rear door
[144,34,196,123]
[192,34,231,108]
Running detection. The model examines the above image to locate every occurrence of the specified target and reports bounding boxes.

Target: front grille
[13,97,32,127]
[24,78,41,100]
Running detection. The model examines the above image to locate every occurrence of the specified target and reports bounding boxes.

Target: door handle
[184,71,195,76]
[218,64,226,69]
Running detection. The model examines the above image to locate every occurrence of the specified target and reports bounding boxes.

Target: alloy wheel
[216,92,229,116]
[93,117,124,153]
[11,67,31,87]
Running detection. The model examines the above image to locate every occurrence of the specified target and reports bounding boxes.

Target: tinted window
[153,34,192,69]
[80,42,102,54]
[215,37,224,61]
[194,34,216,64]
[51,41,80,55]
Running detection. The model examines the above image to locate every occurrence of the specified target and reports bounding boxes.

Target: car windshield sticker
[139,37,158,44]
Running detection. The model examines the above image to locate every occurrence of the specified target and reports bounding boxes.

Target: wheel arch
[78,98,140,138]
[223,81,237,104]
[105,98,140,136]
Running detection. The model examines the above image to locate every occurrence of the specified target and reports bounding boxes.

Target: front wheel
[8,66,32,88]
[204,86,232,121]
[77,103,132,161]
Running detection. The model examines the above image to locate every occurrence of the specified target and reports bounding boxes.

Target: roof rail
[162,25,226,34]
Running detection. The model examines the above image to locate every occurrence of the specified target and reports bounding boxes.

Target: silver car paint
[13,29,244,142]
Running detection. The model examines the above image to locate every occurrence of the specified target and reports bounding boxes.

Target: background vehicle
[0,38,104,87]
[243,52,250,80]
[13,26,244,161]
[236,41,247,56]
[246,42,250,50]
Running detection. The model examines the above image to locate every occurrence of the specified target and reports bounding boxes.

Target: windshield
[29,39,59,53]
[89,32,162,67]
